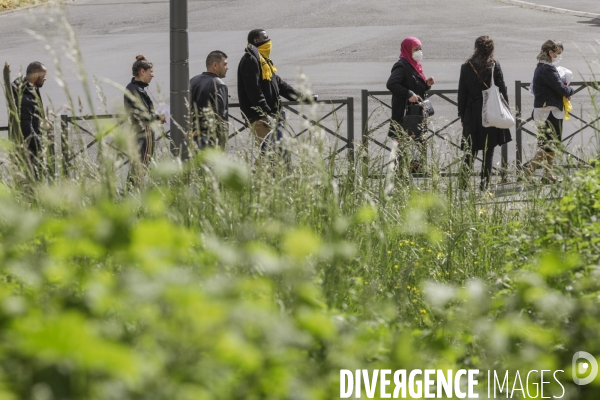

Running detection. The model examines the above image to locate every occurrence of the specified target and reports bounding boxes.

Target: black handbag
[400,98,433,140]
[423,99,434,117]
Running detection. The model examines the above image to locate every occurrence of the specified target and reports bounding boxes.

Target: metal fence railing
[54,98,356,176]
[361,89,509,177]
[3,81,600,181]
[515,80,600,167]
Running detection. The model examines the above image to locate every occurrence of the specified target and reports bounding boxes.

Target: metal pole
[170,0,190,160]
[515,80,522,167]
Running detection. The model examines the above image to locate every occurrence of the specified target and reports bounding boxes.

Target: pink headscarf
[400,37,427,83]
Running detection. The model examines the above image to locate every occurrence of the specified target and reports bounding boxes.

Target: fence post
[47,122,56,180]
[346,97,354,172]
[515,80,523,167]
[501,143,508,182]
[60,114,69,177]
[361,89,369,177]
[3,62,18,143]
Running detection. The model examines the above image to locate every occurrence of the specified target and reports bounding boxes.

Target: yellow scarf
[563,97,572,121]
[252,41,277,81]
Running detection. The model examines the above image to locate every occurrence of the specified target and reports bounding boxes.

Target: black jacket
[386,58,430,136]
[124,78,159,135]
[190,72,229,134]
[237,45,297,123]
[457,61,512,151]
[532,62,574,110]
[11,77,43,153]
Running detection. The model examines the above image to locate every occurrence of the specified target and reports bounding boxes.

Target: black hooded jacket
[11,77,44,152]
[124,78,159,135]
[237,45,297,123]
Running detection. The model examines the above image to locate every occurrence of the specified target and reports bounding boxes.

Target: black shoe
[541,175,558,184]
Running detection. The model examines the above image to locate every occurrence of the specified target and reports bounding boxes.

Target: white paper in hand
[156,103,170,125]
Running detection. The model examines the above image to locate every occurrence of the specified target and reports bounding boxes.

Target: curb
[497,0,600,19]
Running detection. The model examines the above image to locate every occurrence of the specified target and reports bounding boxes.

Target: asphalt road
[0,0,599,165]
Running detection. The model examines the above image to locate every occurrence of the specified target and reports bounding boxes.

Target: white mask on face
[413,50,423,61]
[552,54,562,65]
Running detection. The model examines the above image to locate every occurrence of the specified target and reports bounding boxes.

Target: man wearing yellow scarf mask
[237,29,299,145]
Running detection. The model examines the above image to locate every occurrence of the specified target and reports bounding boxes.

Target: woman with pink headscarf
[387,37,435,141]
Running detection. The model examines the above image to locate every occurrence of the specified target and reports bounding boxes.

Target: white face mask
[552,54,562,65]
[413,50,423,61]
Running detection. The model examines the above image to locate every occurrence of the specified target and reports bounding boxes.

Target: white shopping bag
[482,63,516,129]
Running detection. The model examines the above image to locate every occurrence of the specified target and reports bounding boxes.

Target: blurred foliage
[0,149,598,399]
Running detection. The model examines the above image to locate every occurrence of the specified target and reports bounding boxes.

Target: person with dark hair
[387,37,435,138]
[523,40,574,183]
[124,55,164,185]
[11,61,48,179]
[237,29,299,147]
[190,50,229,150]
[457,36,512,190]
[386,37,435,173]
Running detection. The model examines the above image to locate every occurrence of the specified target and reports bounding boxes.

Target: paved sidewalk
[533,0,599,13]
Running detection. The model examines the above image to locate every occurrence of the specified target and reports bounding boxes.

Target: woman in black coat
[124,55,164,185]
[387,36,435,140]
[457,36,512,190]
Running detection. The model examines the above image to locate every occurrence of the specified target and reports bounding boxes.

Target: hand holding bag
[471,62,515,129]
[400,97,433,141]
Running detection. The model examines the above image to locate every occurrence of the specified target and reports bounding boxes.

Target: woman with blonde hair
[523,40,574,183]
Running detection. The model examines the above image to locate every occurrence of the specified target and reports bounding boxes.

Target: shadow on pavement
[578,18,600,27]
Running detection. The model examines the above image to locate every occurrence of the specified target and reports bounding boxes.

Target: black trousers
[463,145,495,187]
[127,129,154,187]
[537,111,563,152]
[24,135,43,180]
